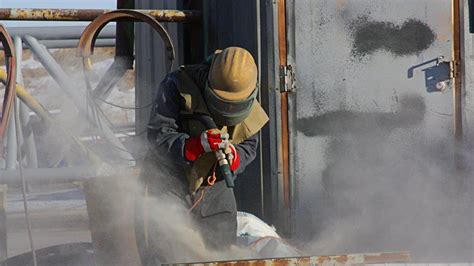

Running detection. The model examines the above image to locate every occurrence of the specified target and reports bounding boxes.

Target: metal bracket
[450,59,459,79]
[280,64,296,93]
[434,56,459,92]
[435,56,458,79]
[408,56,455,93]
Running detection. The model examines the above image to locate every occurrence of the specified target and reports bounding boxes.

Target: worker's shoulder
[155,71,180,102]
[178,64,210,76]
[180,64,209,88]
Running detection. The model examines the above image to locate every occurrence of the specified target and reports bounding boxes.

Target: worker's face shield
[204,81,257,126]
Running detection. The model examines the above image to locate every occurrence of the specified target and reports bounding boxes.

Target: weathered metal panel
[164,251,410,266]
[463,0,474,144]
[259,0,284,226]
[84,172,141,266]
[289,0,471,259]
[461,3,474,260]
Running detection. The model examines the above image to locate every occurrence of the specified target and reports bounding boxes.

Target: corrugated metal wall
[202,0,265,218]
[135,0,183,136]
[135,0,283,222]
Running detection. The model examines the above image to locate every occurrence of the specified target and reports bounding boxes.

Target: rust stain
[363,252,411,263]
[164,252,411,266]
[277,0,287,66]
[0,8,200,22]
[452,0,463,140]
[277,0,291,210]
[437,33,450,42]
[271,258,288,266]
[296,257,310,265]
[0,24,16,157]
[334,255,348,263]
[316,256,330,264]
[148,10,189,22]
[336,0,348,10]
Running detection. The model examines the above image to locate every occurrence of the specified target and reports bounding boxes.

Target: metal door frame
[454,0,463,140]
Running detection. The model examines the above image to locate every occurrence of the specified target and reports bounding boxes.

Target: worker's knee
[194,181,237,249]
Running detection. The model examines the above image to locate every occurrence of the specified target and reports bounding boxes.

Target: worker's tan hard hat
[208,47,258,101]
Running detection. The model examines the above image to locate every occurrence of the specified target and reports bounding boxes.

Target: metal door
[287,0,471,259]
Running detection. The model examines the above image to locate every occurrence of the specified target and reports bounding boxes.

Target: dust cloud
[17,48,259,265]
[133,183,256,264]
[295,97,473,262]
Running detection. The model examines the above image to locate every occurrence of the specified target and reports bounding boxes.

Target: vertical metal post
[91,1,134,103]
[277,0,292,235]
[452,0,465,180]
[285,0,297,237]
[260,0,283,227]
[0,184,7,261]
[116,0,135,68]
[181,0,203,64]
[256,0,265,218]
[453,0,463,140]
[15,36,38,169]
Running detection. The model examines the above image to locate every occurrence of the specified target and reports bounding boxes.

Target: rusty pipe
[0,25,16,157]
[0,8,201,23]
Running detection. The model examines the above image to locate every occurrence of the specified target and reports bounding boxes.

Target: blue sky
[0,0,116,27]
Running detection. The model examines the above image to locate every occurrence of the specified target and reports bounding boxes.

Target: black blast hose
[190,114,235,188]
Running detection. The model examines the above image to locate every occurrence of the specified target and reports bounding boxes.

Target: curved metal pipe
[77,9,175,70]
[0,25,17,157]
[76,10,177,166]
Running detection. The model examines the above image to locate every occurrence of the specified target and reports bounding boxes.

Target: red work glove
[184,129,229,162]
[225,144,241,172]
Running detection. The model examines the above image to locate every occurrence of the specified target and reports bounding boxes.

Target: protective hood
[204,81,257,126]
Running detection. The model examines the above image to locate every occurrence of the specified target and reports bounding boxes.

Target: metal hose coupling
[215,149,235,188]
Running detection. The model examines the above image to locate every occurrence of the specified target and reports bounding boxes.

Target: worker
[144,47,269,259]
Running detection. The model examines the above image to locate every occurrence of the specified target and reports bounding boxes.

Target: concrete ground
[5,188,91,258]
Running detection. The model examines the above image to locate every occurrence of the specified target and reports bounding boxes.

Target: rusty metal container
[84,169,141,266]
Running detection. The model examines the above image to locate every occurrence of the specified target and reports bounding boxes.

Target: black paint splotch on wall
[297,94,426,137]
[351,18,436,57]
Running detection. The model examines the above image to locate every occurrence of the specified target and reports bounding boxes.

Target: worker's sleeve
[233,134,259,176]
[147,73,189,165]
